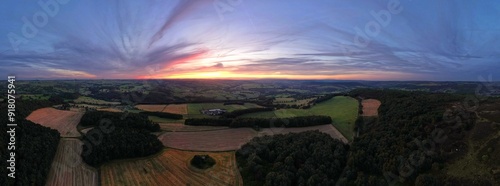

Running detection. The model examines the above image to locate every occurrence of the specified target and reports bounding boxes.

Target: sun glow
[136,70,414,80]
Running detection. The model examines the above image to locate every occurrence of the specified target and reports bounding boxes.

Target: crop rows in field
[100,149,242,186]
[45,138,98,186]
[159,124,347,151]
[26,107,84,137]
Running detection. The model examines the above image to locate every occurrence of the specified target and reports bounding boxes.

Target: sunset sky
[1,0,499,80]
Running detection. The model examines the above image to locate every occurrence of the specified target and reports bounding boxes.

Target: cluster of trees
[185,115,332,128]
[221,107,274,118]
[190,155,216,169]
[337,89,477,185]
[79,111,160,132]
[139,111,183,120]
[81,128,163,166]
[236,131,348,185]
[0,101,60,185]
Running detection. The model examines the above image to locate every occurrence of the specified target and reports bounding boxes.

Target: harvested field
[26,107,84,137]
[97,107,122,112]
[159,123,228,132]
[163,104,188,115]
[136,104,188,115]
[258,124,348,143]
[45,138,98,186]
[136,104,166,112]
[160,124,348,151]
[159,128,257,151]
[361,99,381,117]
[101,149,242,186]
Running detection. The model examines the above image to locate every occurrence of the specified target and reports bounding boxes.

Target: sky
[0,0,499,81]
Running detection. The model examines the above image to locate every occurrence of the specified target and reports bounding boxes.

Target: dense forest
[338,89,478,185]
[79,111,160,132]
[81,128,163,166]
[0,101,60,186]
[185,115,332,128]
[236,131,348,185]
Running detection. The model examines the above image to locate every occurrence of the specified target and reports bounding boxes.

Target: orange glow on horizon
[137,70,414,80]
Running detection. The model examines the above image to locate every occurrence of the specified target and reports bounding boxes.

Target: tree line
[139,111,183,120]
[79,111,160,132]
[0,101,60,186]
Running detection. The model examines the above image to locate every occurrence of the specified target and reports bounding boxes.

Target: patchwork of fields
[45,138,98,186]
[240,96,358,140]
[100,149,243,186]
[26,108,84,137]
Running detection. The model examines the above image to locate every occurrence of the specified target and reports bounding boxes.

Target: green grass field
[21,94,50,100]
[240,96,358,140]
[74,96,121,105]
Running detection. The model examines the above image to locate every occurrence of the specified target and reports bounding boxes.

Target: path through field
[26,107,84,137]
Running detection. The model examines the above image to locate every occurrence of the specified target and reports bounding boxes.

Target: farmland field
[361,99,381,116]
[26,107,84,137]
[74,96,120,105]
[100,149,242,186]
[136,104,165,112]
[159,128,257,151]
[240,96,358,140]
[96,107,123,112]
[160,124,348,151]
[136,104,188,115]
[45,138,98,186]
[258,124,348,143]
